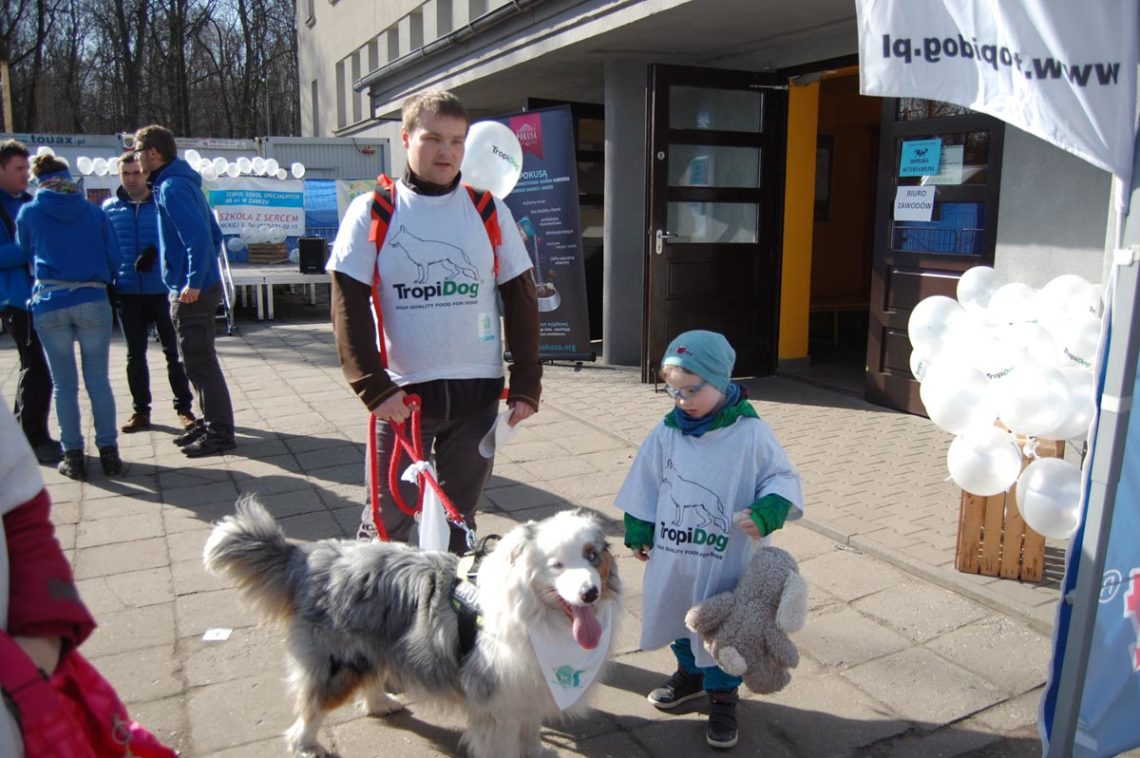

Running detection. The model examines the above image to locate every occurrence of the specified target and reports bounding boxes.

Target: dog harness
[449,535,499,660]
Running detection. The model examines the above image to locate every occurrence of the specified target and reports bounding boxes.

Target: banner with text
[208,178,305,236]
[490,105,593,361]
[855,0,1137,202]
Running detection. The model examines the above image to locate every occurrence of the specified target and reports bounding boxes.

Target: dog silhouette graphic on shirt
[388,226,479,284]
[663,459,729,532]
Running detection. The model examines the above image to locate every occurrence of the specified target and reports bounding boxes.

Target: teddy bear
[684,545,808,694]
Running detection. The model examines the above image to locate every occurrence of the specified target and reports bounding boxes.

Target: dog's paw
[360,690,406,717]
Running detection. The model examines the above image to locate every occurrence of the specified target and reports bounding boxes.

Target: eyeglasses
[663,380,708,400]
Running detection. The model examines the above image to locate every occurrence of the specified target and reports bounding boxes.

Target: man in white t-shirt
[327,89,541,552]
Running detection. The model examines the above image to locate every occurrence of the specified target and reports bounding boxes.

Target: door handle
[655,229,676,255]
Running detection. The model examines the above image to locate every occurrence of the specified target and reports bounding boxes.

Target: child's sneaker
[706,689,739,749]
[647,668,704,709]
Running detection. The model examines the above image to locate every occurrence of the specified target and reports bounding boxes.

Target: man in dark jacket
[104,151,197,434]
[0,139,59,465]
[133,125,235,457]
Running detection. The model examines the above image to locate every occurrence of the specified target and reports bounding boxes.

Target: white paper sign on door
[893,186,935,222]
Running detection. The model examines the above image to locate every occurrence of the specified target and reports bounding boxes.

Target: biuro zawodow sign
[488,105,594,362]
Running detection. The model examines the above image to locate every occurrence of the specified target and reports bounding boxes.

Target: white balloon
[291,162,306,179]
[199,158,213,172]
[968,324,1026,380]
[1057,314,1101,370]
[237,156,253,174]
[252,156,267,175]
[269,227,286,244]
[987,282,1038,326]
[1016,457,1082,539]
[265,158,279,175]
[201,166,218,182]
[947,427,1023,497]
[225,162,241,178]
[184,148,201,166]
[212,157,228,174]
[957,266,1003,314]
[275,167,287,180]
[909,349,931,382]
[920,363,997,435]
[108,157,120,175]
[460,120,524,197]
[996,364,1072,437]
[36,146,55,157]
[1046,367,1096,441]
[226,237,246,252]
[76,156,94,175]
[240,226,256,242]
[907,295,966,354]
[997,322,1060,368]
[92,157,109,176]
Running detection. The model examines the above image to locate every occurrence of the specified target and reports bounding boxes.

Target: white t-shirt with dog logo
[328,181,532,386]
[615,417,804,669]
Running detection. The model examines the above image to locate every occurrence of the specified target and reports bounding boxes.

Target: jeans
[672,637,743,692]
[117,293,193,414]
[364,377,502,553]
[34,300,117,451]
[1,306,54,446]
[170,281,233,440]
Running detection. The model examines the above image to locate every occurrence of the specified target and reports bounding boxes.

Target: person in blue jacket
[134,125,235,458]
[104,151,197,435]
[0,140,59,466]
[15,155,123,480]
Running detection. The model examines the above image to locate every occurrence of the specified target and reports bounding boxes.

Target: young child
[616,329,803,750]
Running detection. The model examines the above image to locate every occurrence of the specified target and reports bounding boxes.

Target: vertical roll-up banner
[490,105,594,362]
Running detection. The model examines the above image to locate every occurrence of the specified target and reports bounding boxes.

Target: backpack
[366,173,503,364]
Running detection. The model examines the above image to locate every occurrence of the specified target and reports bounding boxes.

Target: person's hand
[506,399,535,427]
[734,511,761,540]
[14,635,62,675]
[179,285,200,304]
[632,545,651,561]
[372,390,411,423]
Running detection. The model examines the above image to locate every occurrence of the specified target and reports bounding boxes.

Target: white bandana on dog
[528,604,613,710]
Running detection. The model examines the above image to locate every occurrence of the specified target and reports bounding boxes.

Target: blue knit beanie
[661,330,736,393]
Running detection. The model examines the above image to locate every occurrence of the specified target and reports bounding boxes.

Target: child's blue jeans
[672,638,743,692]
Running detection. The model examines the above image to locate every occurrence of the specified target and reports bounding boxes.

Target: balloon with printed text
[460,120,524,198]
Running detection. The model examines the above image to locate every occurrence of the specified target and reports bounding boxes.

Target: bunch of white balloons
[225,225,288,251]
[910,266,1101,540]
[182,149,305,182]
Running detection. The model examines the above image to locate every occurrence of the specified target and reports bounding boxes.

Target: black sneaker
[181,432,236,458]
[58,449,86,481]
[706,689,739,749]
[34,442,63,465]
[99,445,123,476]
[173,422,208,447]
[647,668,704,709]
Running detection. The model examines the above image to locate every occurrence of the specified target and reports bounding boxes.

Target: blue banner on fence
[489,106,593,361]
[1041,344,1140,756]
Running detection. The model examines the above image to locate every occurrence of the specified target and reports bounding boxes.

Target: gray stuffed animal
[684,545,807,694]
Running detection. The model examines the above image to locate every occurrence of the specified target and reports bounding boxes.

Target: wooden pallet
[246,242,288,264]
[954,437,1065,583]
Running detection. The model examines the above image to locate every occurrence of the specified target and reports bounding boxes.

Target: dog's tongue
[571,604,602,650]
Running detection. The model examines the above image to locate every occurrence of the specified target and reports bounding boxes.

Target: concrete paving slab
[853,580,992,643]
[796,605,912,669]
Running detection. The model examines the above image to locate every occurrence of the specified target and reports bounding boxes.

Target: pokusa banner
[491,105,593,362]
[208,177,305,236]
[855,0,1138,209]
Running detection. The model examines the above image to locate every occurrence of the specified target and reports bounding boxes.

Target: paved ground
[1,303,1081,757]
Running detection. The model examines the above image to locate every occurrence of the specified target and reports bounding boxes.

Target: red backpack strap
[465,184,502,278]
[369,174,395,367]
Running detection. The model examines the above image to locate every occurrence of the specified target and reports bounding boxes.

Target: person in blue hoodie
[0,140,59,466]
[104,151,197,435]
[134,125,235,458]
[15,155,123,481]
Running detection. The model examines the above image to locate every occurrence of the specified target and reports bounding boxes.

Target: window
[367,39,378,71]
[437,0,453,36]
[305,0,314,24]
[335,60,346,129]
[408,9,424,49]
[387,29,399,62]
[311,80,319,136]
[351,52,362,123]
[470,0,487,18]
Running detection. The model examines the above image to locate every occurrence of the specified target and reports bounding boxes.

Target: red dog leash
[367,394,474,547]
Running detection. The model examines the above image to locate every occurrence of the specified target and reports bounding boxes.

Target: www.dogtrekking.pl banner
[854,0,1138,211]
[490,105,593,362]
[208,177,305,236]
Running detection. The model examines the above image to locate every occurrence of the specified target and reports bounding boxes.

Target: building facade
[297,0,1114,414]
